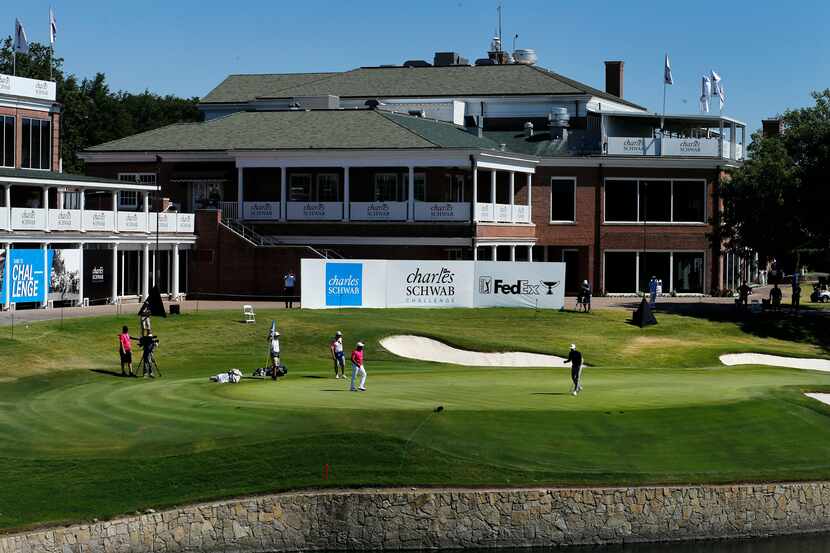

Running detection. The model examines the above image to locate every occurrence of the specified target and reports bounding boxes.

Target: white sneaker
[359,387,366,391]
[571,391,577,396]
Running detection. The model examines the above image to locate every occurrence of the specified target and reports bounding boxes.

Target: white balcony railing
[607,136,744,160]
[512,204,530,223]
[4,207,194,234]
[11,208,46,230]
[414,202,470,222]
[476,203,494,222]
[495,204,512,223]
[350,202,407,221]
[287,202,343,221]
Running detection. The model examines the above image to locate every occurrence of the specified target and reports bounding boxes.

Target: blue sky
[9,0,830,132]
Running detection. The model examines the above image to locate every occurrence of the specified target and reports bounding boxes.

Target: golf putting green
[1,306,830,531]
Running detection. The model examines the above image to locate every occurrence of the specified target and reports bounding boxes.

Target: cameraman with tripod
[138,333,160,378]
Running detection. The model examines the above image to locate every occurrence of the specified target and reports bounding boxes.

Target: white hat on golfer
[335,330,342,336]
[570,343,576,350]
[356,341,365,348]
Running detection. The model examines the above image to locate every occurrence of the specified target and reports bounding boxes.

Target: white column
[43,187,50,232]
[172,243,180,299]
[143,192,150,234]
[527,173,532,223]
[635,252,640,294]
[508,171,515,223]
[120,251,125,297]
[151,248,156,287]
[528,245,534,262]
[472,167,478,222]
[77,246,84,307]
[491,245,497,261]
[237,167,244,219]
[4,185,10,232]
[718,119,724,157]
[473,244,478,261]
[407,166,415,222]
[41,243,49,308]
[510,245,516,261]
[80,190,87,232]
[669,251,674,294]
[57,189,64,210]
[3,242,9,309]
[280,167,287,221]
[343,167,350,222]
[490,170,497,220]
[142,243,150,299]
[111,244,119,304]
[730,122,737,160]
[112,191,119,233]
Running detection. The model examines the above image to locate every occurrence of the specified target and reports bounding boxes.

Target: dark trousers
[285,286,295,308]
[571,365,582,389]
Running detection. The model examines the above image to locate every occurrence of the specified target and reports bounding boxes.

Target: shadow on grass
[614,300,830,353]
[89,369,135,378]
[531,392,570,396]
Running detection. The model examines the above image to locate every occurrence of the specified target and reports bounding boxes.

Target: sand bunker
[719,353,830,372]
[805,393,830,406]
[380,335,569,367]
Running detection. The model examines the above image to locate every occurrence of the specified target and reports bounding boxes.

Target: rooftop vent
[524,121,534,137]
[513,49,538,65]
[433,52,469,67]
[403,59,431,68]
[408,110,426,118]
[364,99,382,110]
[549,107,570,140]
[474,58,496,66]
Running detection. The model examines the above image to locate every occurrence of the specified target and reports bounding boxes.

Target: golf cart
[811,280,830,303]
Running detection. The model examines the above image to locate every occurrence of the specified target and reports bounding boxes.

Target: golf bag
[253,364,288,378]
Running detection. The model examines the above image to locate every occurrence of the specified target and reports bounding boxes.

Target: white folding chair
[243,304,256,323]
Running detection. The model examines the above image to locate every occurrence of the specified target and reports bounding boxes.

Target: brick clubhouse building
[80,50,747,298]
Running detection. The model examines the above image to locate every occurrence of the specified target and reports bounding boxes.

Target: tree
[1,38,200,173]
[721,90,830,271]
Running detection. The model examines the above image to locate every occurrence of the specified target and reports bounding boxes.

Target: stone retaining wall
[3,483,830,552]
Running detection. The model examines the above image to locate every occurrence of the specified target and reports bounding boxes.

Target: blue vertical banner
[2,249,52,304]
[0,248,5,304]
[325,262,363,306]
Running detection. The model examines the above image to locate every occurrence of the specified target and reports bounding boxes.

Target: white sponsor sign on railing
[49,209,81,231]
[148,213,176,233]
[0,208,7,229]
[495,203,512,222]
[117,211,148,232]
[350,202,407,221]
[83,210,114,231]
[177,213,195,233]
[414,202,470,222]
[243,202,280,220]
[512,204,530,223]
[287,202,343,221]
[301,259,567,310]
[475,203,494,222]
[11,208,46,230]
[661,137,720,157]
[607,137,658,156]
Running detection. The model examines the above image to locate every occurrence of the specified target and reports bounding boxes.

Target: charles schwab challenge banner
[0,249,52,304]
[474,261,565,309]
[83,250,113,303]
[386,260,474,308]
[49,249,81,303]
[301,259,565,310]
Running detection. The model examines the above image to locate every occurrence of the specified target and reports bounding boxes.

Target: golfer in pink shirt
[350,341,366,392]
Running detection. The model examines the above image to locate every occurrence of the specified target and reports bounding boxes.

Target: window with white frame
[373,173,405,202]
[604,178,706,223]
[316,173,339,202]
[21,117,51,170]
[118,173,156,209]
[550,178,576,222]
[289,174,312,201]
[1,115,14,168]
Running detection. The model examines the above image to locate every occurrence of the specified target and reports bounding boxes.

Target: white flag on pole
[664,54,673,85]
[50,8,57,45]
[700,75,711,113]
[14,18,29,54]
[711,70,725,110]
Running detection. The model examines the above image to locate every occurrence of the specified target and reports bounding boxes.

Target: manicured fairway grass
[1,307,830,531]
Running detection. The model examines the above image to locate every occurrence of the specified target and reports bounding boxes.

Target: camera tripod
[137,347,162,378]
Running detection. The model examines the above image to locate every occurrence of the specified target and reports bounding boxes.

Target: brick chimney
[604,61,624,98]
[762,118,784,138]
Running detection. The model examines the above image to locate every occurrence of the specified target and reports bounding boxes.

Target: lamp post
[642,181,648,295]
[155,155,162,289]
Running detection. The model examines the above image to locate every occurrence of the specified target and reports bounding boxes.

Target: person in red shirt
[118,325,137,377]
[350,341,366,392]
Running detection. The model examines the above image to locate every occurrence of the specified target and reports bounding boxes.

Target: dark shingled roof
[201,64,646,110]
[85,110,502,153]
